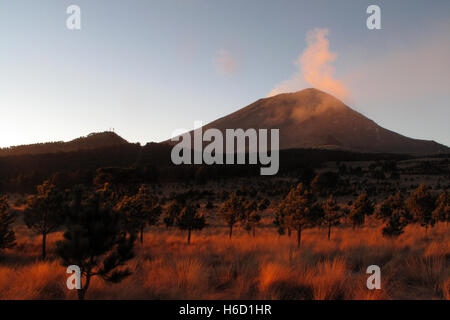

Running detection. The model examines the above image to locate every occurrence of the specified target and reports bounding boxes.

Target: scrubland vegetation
[0,157,449,300]
[0,223,448,300]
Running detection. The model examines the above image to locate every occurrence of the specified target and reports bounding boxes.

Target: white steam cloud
[269,28,348,100]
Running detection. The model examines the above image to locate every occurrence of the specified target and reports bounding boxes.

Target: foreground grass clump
[0,223,448,300]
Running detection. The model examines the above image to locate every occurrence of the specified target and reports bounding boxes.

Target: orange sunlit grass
[1,223,448,300]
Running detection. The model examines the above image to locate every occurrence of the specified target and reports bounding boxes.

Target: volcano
[183,88,448,155]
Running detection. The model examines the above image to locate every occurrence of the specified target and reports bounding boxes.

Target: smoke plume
[269,28,348,100]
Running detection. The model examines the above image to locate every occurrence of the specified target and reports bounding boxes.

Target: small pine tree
[278,183,321,248]
[349,193,373,229]
[0,196,16,253]
[242,200,260,237]
[116,185,161,244]
[376,192,409,238]
[406,184,436,234]
[382,211,407,238]
[433,191,449,225]
[176,204,206,244]
[220,193,243,239]
[24,181,66,259]
[274,201,288,236]
[322,195,341,240]
[56,193,135,300]
[377,192,401,220]
[163,200,180,229]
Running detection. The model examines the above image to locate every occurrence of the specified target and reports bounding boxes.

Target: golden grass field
[0,220,448,300]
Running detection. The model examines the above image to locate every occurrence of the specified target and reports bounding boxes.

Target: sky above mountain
[0,0,449,148]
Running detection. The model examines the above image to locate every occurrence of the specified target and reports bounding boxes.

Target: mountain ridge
[0,131,128,157]
[168,88,449,155]
[2,89,449,157]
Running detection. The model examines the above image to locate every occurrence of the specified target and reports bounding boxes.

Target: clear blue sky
[0,0,449,147]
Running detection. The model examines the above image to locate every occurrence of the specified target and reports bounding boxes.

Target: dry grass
[0,223,448,300]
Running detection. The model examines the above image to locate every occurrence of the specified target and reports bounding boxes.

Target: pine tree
[176,204,206,244]
[322,195,341,240]
[163,200,180,229]
[0,196,16,253]
[406,184,436,234]
[382,211,407,238]
[274,201,288,236]
[433,191,449,225]
[116,184,161,244]
[56,193,135,300]
[349,193,373,229]
[242,200,260,237]
[376,192,409,238]
[24,181,66,259]
[220,193,243,239]
[278,183,321,248]
[376,192,402,220]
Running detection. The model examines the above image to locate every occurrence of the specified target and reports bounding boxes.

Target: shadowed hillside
[0,132,128,157]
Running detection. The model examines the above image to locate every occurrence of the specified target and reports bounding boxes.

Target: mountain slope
[180,88,448,154]
[0,131,129,157]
